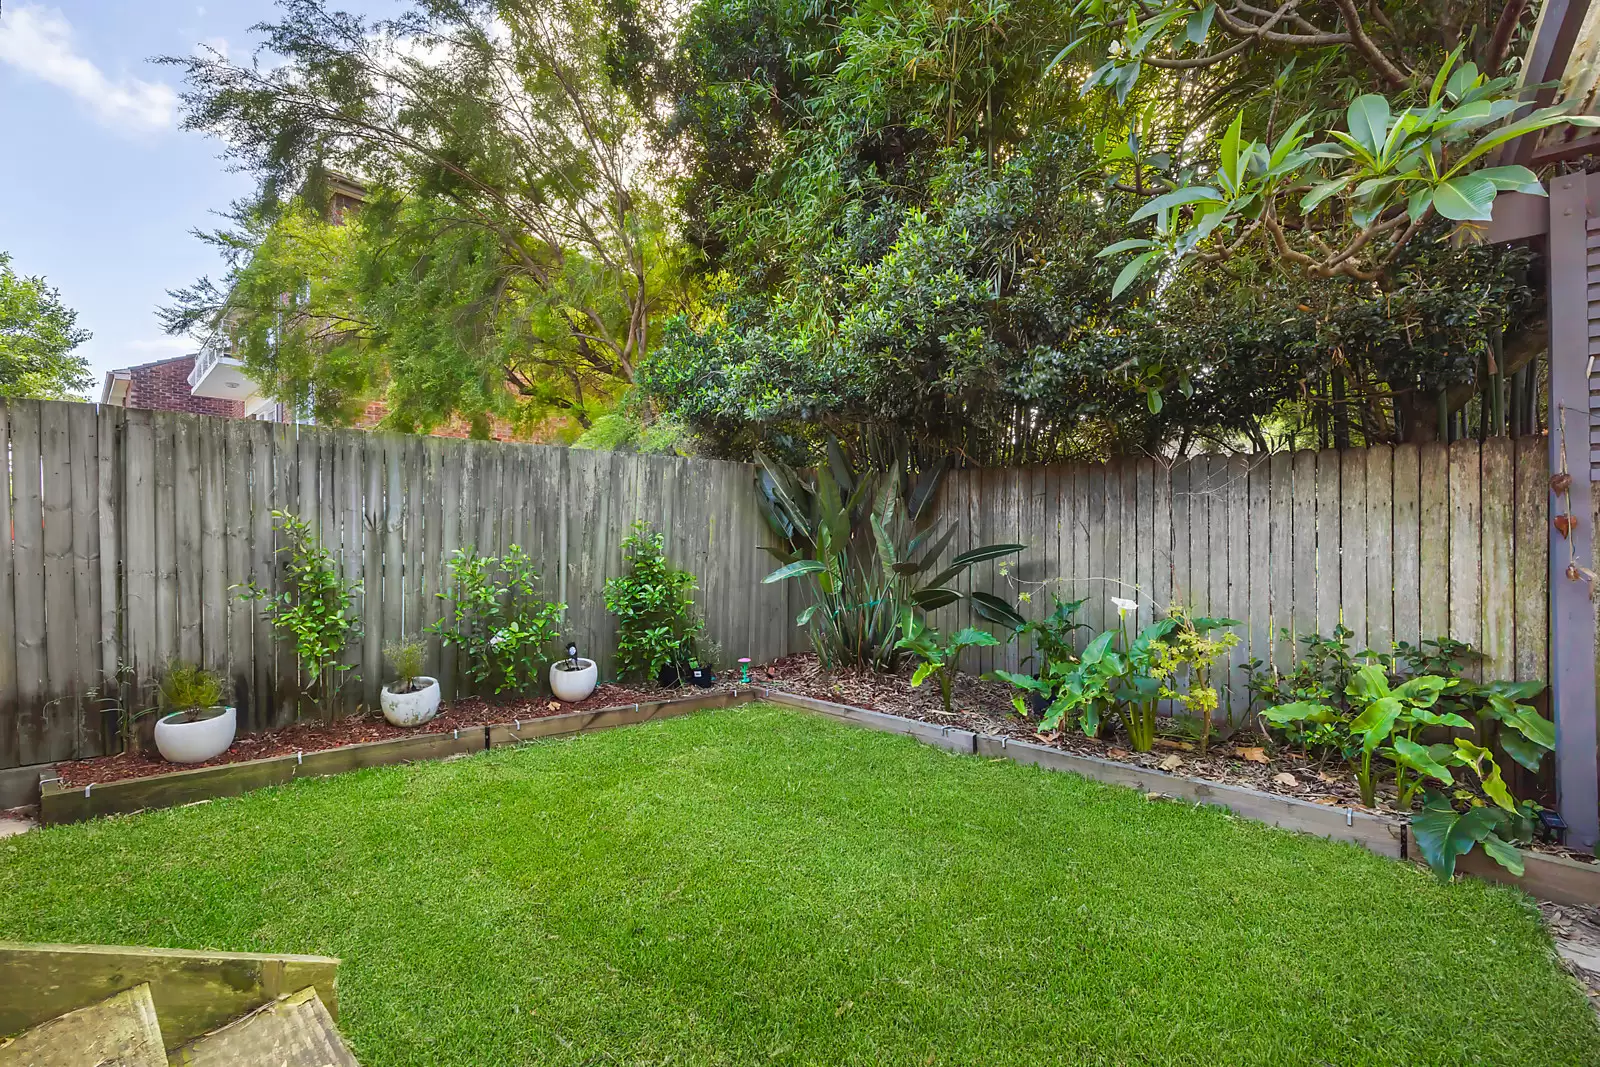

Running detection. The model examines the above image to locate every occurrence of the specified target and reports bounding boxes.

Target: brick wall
[123,356,245,419]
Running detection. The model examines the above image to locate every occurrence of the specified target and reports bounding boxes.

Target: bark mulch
[54,679,736,787]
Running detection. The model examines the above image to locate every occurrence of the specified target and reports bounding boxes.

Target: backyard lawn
[0,703,1594,1066]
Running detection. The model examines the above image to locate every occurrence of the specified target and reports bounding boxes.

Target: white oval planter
[154,706,237,764]
[381,677,441,727]
[549,659,598,703]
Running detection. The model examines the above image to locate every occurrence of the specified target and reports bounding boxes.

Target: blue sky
[0,2,389,397]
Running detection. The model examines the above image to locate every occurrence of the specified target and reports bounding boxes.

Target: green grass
[1,704,1594,1066]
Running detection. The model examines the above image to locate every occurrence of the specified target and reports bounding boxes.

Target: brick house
[99,354,253,418]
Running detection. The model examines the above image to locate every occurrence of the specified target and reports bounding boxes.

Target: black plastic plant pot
[689,666,716,689]
[1027,689,1050,718]
[657,663,683,688]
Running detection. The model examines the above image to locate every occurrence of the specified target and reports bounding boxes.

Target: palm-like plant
[756,441,1025,671]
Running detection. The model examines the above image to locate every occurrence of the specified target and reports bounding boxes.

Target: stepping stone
[0,982,165,1067]
[169,987,356,1066]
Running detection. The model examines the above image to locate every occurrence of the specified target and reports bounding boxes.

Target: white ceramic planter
[549,658,598,703]
[154,706,237,764]
[381,677,441,727]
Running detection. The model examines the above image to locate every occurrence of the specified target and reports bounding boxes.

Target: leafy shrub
[895,613,999,714]
[384,637,427,693]
[756,440,1025,672]
[237,510,361,721]
[158,661,226,722]
[428,545,564,695]
[605,522,704,682]
[1251,629,1553,881]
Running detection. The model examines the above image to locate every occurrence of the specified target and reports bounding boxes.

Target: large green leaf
[763,559,827,584]
[1454,739,1516,811]
[953,627,1001,649]
[910,662,940,687]
[897,526,957,576]
[1471,164,1543,194]
[1128,186,1221,224]
[1112,250,1159,299]
[991,669,1051,695]
[1350,696,1401,754]
[1479,832,1526,876]
[950,543,1026,567]
[1502,705,1555,750]
[1390,736,1456,785]
[1411,795,1504,881]
[970,591,1027,632]
[1497,731,1549,773]
[1347,94,1391,156]
[1431,173,1497,221]
[1262,701,1337,726]
[1346,664,1391,701]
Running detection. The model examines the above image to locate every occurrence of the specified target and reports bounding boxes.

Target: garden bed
[761,653,1374,803]
[54,680,736,787]
[39,686,750,826]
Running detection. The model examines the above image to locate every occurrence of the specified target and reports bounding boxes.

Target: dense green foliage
[427,545,565,695]
[756,442,1025,669]
[156,662,227,722]
[162,0,685,436]
[634,0,1551,458]
[604,522,705,681]
[3,705,1594,1065]
[237,511,362,720]
[0,252,92,400]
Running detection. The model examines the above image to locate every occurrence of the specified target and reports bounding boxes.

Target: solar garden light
[1539,808,1568,845]
[566,642,579,670]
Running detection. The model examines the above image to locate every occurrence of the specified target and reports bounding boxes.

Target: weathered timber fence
[929,439,1549,725]
[0,399,797,771]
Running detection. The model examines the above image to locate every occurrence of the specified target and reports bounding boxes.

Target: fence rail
[932,439,1549,724]
[0,400,796,771]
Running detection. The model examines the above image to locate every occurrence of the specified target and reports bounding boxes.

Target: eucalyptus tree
[161,0,682,432]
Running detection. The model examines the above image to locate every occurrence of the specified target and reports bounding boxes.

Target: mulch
[760,653,1414,812]
[53,679,732,787]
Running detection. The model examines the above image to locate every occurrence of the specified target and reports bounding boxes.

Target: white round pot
[549,658,598,703]
[381,677,441,727]
[154,706,237,764]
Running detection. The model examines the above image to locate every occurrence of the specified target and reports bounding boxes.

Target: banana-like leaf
[796,603,821,627]
[950,543,1026,567]
[970,591,1026,631]
[825,436,856,501]
[911,587,962,611]
[764,559,827,584]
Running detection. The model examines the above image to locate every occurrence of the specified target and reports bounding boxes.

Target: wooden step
[0,982,166,1067]
[168,987,356,1066]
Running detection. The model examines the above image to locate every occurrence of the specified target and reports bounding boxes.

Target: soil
[55,678,740,788]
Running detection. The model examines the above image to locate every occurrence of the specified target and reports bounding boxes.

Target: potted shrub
[380,637,440,726]
[549,642,598,703]
[152,663,236,764]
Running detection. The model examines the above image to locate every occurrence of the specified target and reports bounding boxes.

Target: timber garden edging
[29,687,1599,906]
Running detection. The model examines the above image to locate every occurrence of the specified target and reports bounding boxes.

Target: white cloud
[0,4,177,133]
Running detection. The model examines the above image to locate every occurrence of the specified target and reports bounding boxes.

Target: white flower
[1111,596,1139,617]
[489,631,507,648]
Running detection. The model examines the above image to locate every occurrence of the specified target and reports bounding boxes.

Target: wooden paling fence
[932,439,1550,724]
[0,399,797,772]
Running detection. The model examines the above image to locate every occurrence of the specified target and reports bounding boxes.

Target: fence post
[1547,171,1599,849]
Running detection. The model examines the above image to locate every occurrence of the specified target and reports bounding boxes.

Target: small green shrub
[158,662,226,723]
[428,545,564,695]
[605,522,703,682]
[895,612,998,714]
[384,637,427,693]
[236,510,362,721]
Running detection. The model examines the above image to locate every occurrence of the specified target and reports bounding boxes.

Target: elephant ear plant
[1264,663,1536,881]
[756,439,1026,672]
[894,612,999,714]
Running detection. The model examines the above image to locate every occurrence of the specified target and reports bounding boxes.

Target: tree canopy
[0,253,93,401]
[166,0,1566,459]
